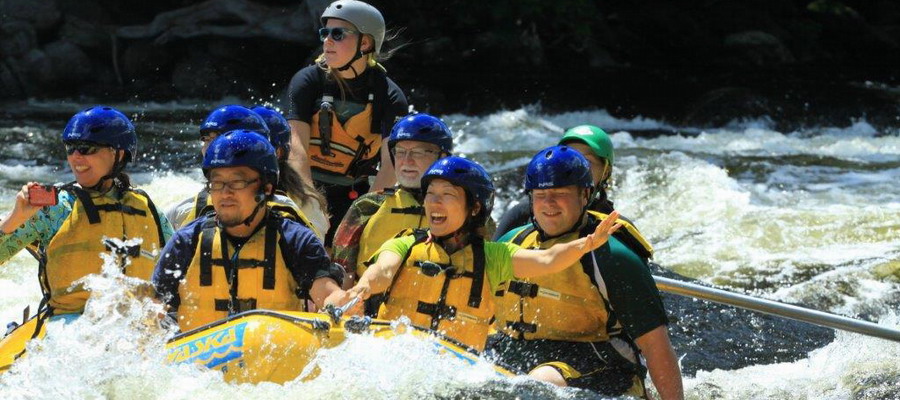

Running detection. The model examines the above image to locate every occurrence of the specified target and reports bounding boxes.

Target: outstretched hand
[581,210,623,254]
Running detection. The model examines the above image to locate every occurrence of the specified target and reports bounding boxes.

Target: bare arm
[511,211,622,278]
[288,120,314,185]
[369,137,396,193]
[322,249,403,309]
[635,325,683,400]
[309,276,343,309]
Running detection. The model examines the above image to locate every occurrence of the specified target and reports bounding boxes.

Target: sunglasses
[65,142,109,156]
[318,27,359,42]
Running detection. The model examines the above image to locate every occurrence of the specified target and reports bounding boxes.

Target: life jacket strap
[416,301,457,321]
[391,206,424,215]
[506,320,538,334]
[505,280,540,298]
[214,298,257,313]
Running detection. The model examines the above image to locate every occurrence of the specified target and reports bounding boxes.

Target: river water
[0,99,898,399]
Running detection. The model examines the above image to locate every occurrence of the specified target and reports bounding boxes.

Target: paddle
[653,275,900,343]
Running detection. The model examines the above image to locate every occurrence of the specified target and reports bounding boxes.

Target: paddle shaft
[653,275,900,343]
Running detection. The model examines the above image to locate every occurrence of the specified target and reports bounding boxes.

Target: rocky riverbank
[2,0,899,130]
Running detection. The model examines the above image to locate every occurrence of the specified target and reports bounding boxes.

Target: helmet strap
[335,35,373,76]
[83,152,127,193]
[240,182,273,227]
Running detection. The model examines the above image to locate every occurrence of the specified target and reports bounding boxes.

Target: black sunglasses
[318,27,359,42]
[65,142,109,156]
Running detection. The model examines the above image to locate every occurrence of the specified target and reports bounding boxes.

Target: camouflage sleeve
[331,192,386,275]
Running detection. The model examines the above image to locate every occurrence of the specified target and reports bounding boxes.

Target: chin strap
[240,190,270,227]
[335,35,374,77]
[83,156,127,193]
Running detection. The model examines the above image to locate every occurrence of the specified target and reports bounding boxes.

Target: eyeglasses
[319,27,359,42]
[207,178,259,191]
[65,142,109,156]
[392,147,439,161]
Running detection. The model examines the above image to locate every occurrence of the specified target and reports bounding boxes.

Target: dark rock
[56,0,113,25]
[59,15,111,49]
[723,30,796,66]
[681,87,781,128]
[44,41,92,84]
[0,0,61,31]
[0,20,36,57]
[171,52,254,98]
[0,61,24,99]
[121,40,175,79]
[16,49,52,93]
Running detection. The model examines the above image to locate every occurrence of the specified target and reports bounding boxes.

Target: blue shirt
[152,213,340,312]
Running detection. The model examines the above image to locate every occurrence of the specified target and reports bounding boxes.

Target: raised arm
[511,211,622,278]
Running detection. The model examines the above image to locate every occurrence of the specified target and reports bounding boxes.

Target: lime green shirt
[374,235,521,292]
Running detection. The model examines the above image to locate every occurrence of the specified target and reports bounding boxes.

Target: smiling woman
[324,156,623,352]
[0,106,174,326]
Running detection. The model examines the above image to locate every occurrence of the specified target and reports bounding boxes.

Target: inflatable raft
[1,309,514,382]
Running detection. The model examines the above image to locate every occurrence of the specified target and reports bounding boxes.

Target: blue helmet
[421,156,494,216]
[200,105,269,137]
[62,106,137,161]
[203,130,279,185]
[524,145,593,191]
[388,113,454,157]
[251,106,291,155]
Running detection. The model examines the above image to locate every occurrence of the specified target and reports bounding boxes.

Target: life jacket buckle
[103,238,141,258]
[416,301,457,321]
[508,281,539,298]
[415,261,455,277]
[506,321,538,334]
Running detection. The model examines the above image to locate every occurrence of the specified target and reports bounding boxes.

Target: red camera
[28,185,58,207]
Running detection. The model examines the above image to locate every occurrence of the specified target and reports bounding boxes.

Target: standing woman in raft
[283,0,409,247]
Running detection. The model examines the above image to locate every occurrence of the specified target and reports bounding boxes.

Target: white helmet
[321,0,386,55]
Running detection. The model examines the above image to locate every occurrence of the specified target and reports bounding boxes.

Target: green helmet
[558,125,614,166]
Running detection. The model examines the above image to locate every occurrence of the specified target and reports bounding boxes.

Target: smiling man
[331,113,455,289]
[152,130,344,331]
[489,145,683,399]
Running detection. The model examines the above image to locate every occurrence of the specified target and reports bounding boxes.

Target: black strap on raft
[193,189,210,219]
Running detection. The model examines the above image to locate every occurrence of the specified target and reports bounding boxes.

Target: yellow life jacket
[41,187,165,314]
[356,187,426,277]
[494,211,633,342]
[177,215,305,331]
[380,231,495,351]
[308,70,387,180]
[603,212,654,261]
[187,189,320,239]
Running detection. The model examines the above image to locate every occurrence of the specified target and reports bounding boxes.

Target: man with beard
[152,130,344,331]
